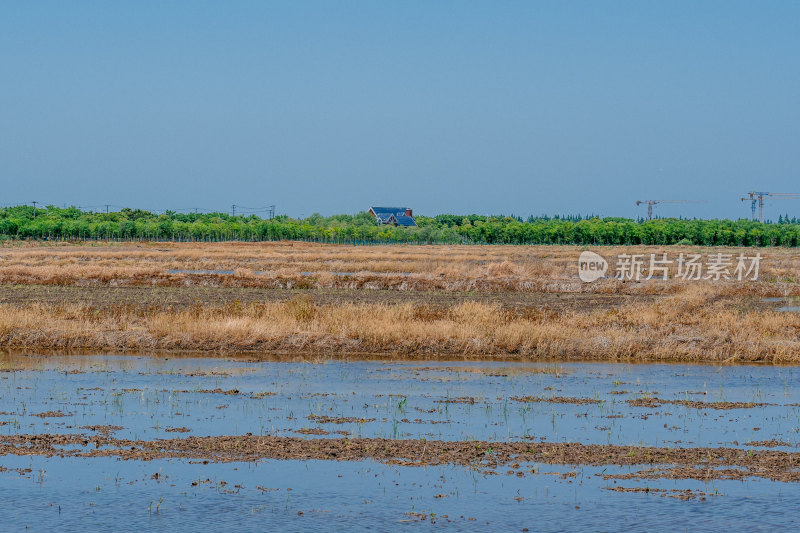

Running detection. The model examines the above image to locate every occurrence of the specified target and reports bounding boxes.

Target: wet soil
[3,433,800,483]
[604,486,713,501]
[744,439,793,447]
[80,425,124,437]
[307,415,375,424]
[0,284,650,313]
[627,397,774,410]
[31,410,69,418]
[512,396,601,405]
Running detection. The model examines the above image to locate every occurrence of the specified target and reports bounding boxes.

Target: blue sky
[1,1,798,219]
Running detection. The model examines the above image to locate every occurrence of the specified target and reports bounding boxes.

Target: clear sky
[1,1,798,219]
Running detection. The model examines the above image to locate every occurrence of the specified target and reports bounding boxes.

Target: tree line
[2,205,800,246]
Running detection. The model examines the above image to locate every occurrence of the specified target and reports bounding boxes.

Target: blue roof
[369,207,417,227]
[370,207,408,216]
[394,215,417,227]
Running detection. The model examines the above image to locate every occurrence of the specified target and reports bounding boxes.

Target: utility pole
[105,204,110,221]
[269,205,276,219]
[231,204,236,217]
[635,200,705,220]
[32,201,37,219]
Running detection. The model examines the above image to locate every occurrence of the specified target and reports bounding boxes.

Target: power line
[0,202,279,219]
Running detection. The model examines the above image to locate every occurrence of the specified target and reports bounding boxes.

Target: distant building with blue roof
[368,207,417,227]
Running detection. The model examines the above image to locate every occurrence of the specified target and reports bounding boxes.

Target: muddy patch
[3,433,800,483]
[307,415,375,425]
[511,396,601,405]
[626,397,772,410]
[80,425,124,437]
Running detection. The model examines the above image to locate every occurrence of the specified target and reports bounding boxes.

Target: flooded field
[2,355,800,530]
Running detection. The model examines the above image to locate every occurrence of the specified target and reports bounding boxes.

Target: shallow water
[1,453,797,532]
[1,357,798,448]
[1,355,800,530]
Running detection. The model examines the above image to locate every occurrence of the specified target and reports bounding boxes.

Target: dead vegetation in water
[402,365,568,376]
[80,425,124,437]
[307,415,375,425]
[4,433,800,483]
[177,388,241,396]
[745,440,793,448]
[511,396,601,405]
[31,411,69,418]
[603,486,713,500]
[626,397,774,410]
[294,428,330,435]
[434,397,479,405]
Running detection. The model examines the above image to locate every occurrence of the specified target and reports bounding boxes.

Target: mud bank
[4,433,800,483]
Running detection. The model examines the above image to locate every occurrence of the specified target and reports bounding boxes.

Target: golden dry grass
[2,241,800,361]
[1,240,799,296]
[0,287,798,362]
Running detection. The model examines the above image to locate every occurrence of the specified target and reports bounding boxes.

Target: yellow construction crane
[741,192,800,223]
[635,200,702,220]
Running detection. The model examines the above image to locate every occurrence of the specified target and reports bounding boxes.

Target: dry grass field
[0,240,797,293]
[1,241,799,362]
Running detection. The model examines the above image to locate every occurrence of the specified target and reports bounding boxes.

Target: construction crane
[741,192,800,223]
[635,200,702,220]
